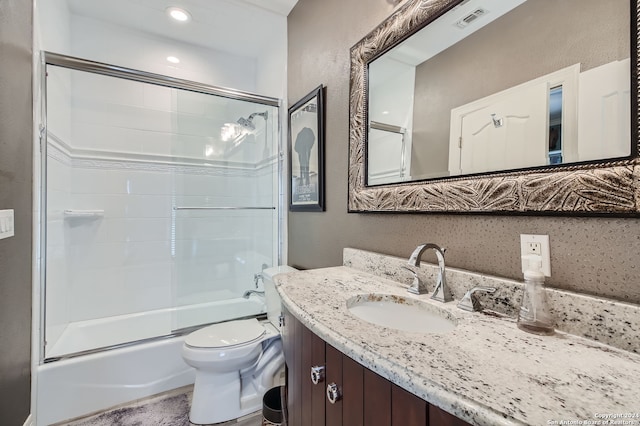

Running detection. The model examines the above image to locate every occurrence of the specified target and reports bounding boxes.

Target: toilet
[181,265,296,425]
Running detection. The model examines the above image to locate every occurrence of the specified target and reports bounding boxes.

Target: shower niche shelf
[64,209,105,219]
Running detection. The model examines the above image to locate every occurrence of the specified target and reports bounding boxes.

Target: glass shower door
[42,53,281,360]
[170,90,280,331]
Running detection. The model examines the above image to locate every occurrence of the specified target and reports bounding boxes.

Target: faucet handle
[401,266,429,295]
[254,272,263,288]
[457,286,497,312]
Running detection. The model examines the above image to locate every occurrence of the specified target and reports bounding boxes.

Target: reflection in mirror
[367,0,631,185]
[368,121,409,184]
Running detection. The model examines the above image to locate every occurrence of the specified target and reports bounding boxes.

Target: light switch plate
[0,209,15,240]
[520,234,551,277]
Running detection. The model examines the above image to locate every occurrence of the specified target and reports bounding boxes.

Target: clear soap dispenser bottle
[517,255,554,335]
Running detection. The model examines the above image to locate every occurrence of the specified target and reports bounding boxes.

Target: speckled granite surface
[344,248,640,353]
[275,264,640,426]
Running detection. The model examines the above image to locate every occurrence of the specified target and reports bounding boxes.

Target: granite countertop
[275,266,640,426]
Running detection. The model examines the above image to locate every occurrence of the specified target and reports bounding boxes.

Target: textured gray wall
[287,0,640,303]
[411,0,630,178]
[0,0,33,423]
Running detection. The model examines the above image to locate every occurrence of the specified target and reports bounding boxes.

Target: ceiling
[240,0,298,15]
[387,0,526,65]
[66,0,299,57]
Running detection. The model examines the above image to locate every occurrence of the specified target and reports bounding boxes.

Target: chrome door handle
[326,383,341,404]
[310,365,325,385]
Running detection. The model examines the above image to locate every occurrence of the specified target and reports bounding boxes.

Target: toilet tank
[263,265,297,330]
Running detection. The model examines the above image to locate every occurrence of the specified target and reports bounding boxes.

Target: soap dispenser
[517,255,554,335]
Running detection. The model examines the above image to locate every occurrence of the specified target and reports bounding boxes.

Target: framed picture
[288,85,325,211]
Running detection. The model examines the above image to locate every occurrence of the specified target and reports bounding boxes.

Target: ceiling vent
[455,8,488,29]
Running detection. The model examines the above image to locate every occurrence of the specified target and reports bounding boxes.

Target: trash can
[262,386,284,426]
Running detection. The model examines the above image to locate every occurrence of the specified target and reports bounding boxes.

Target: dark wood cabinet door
[363,368,392,426]
[289,312,303,426]
[342,354,364,426]
[310,331,326,426]
[281,308,293,368]
[392,384,427,426]
[285,315,471,426]
[325,344,343,426]
[301,324,314,426]
[281,309,293,425]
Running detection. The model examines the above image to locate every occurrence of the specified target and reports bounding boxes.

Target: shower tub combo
[37,53,283,425]
[37,297,264,425]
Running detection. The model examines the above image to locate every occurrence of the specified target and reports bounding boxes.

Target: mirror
[348,0,640,214]
[367,0,631,185]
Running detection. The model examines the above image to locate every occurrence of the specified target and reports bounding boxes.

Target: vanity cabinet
[282,308,471,426]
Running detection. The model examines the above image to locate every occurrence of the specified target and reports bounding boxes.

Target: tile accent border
[47,132,276,176]
[344,248,640,353]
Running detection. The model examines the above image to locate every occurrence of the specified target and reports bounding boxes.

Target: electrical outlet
[520,234,551,277]
[525,241,541,255]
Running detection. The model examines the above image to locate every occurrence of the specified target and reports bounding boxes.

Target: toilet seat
[185,318,266,349]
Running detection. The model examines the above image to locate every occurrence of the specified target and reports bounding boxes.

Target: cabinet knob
[326,383,342,404]
[310,366,325,385]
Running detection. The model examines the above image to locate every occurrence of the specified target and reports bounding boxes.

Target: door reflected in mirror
[366,0,631,185]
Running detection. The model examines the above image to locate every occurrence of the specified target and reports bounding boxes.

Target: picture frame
[288,85,325,211]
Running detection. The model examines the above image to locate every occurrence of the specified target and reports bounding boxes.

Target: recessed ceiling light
[167,56,180,64]
[166,7,191,22]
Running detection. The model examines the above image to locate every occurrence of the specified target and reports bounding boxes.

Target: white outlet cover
[520,234,551,277]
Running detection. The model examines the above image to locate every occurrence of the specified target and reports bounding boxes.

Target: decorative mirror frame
[348,0,640,215]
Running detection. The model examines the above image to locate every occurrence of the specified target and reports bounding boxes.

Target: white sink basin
[346,294,457,333]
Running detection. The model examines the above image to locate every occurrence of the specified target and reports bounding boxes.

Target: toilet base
[189,370,241,424]
[189,371,275,425]
[186,338,285,425]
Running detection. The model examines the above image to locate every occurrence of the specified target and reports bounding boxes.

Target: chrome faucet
[253,272,263,288]
[252,264,269,288]
[401,266,429,295]
[245,266,270,298]
[243,289,265,299]
[457,286,496,312]
[407,243,453,303]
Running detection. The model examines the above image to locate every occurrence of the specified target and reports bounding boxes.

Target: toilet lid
[185,318,265,348]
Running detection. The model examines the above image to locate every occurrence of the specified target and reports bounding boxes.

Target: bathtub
[36,297,265,426]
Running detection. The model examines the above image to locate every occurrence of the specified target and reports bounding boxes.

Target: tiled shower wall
[47,149,275,321]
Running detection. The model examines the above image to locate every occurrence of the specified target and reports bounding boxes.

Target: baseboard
[23,414,33,426]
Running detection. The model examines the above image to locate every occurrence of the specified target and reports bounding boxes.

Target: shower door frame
[38,51,284,364]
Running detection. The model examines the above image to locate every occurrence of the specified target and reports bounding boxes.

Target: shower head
[223,111,270,156]
[248,111,268,121]
[236,111,269,131]
[237,116,255,131]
